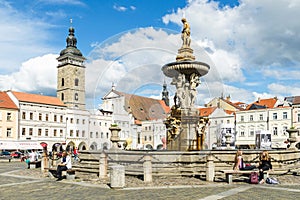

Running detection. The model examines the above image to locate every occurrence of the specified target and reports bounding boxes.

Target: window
[144,136,147,141]
[70,118,74,123]
[82,130,85,137]
[22,112,26,120]
[60,116,63,123]
[60,130,63,137]
[45,129,48,136]
[101,132,103,138]
[240,131,245,136]
[241,116,244,122]
[29,128,33,136]
[61,93,64,101]
[54,129,57,137]
[70,130,74,137]
[250,115,253,121]
[249,130,254,136]
[82,119,85,124]
[273,113,277,120]
[30,112,33,120]
[76,130,79,137]
[22,128,26,136]
[227,120,230,124]
[6,128,12,137]
[61,78,64,86]
[38,129,42,136]
[96,132,99,138]
[75,78,79,86]
[76,119,79,124]
[54,115,57,122]
[283,126,287,135]
[45,114,49,121]
[39,113,42,121]
[273,127,278,135]
[145,127,147,131]
[7,113,12,121]
[90,132,93,138]
[74,93,78,101]
[149,136,152,141]
[283,112,287,119]
[138,133,141,143]
[259,114,263,121]
[106,132,109,138]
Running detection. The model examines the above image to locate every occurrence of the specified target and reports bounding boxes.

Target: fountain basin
[162,61,210,78]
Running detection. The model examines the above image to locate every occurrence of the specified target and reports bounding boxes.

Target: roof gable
[102,89,123,100]
[0,92,18,109]
[113,90,170,121]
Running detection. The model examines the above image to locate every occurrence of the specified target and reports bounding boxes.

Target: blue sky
[0,0,300,109]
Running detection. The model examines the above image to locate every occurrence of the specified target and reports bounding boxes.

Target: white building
[7,91,67,151]
[235,98,291,149]
[101,88,169,149]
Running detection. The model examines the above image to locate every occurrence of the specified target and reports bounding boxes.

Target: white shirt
[29,151,37,162]
[61,155,72,169]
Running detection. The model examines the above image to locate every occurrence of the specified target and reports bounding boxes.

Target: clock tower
[57,23,86,109]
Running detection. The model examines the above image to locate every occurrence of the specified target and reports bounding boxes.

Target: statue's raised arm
[181,18,191,47]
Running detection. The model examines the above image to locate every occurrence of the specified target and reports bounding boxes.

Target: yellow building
[0,91,19,141]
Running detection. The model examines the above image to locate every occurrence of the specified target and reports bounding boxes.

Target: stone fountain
[162,18,210,151]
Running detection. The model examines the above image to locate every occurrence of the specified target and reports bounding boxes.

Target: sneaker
[259,179,265,184]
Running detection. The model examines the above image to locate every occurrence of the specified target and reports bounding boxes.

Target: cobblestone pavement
[1,161,300,200]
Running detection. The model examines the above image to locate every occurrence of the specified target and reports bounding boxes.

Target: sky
[0,0,300,110]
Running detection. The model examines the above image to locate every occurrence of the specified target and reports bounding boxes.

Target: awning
[0,141,43,150]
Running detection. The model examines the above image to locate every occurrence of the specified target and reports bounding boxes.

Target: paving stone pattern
[1,162,300,200]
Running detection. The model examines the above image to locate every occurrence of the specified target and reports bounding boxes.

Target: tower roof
[59,24,84,58]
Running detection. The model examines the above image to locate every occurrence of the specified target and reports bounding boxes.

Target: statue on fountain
[181,18,191,48]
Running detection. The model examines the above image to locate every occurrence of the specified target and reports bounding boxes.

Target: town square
[1,1,300,199]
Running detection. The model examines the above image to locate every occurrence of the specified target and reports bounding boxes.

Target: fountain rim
[161,60,210,78]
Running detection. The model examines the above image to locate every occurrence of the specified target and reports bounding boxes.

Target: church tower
[162,81,169,106]
[57,22,86,109]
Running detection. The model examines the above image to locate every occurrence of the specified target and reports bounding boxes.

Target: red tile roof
[0,92,18,109]
[199,107,217,117]
[114,90,170,121]
[246,98,278,110]
[11,91,66,107]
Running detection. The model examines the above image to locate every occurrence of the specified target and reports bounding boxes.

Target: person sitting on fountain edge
[233,150,257,170]
[56,151,72,181]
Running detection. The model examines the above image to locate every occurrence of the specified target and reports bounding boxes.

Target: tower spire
[162,80,169,106]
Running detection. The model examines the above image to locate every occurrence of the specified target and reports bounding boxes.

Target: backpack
[250,172,259,184]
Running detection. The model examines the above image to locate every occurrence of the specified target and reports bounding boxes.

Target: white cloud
[113,5,127,12]
[163,0,300,68]
[0,54,57,94]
